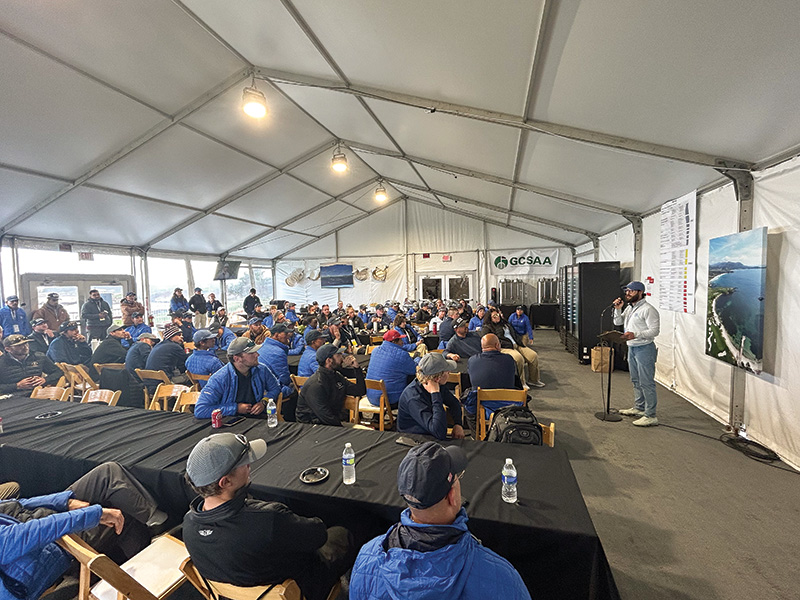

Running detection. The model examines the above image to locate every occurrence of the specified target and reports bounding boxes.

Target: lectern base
[594,411,623,422]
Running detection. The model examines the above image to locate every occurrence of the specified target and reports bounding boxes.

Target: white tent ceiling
[3,0,800,258]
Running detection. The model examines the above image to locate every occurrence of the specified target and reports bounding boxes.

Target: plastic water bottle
[342,443,356,485]
[502,458,517,503]
[266,398,277,428]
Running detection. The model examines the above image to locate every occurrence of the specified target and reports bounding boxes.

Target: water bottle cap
[345,443,352,448]
[505,458,513,464]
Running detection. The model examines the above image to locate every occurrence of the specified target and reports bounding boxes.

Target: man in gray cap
[350,442,530,599]
[194,337,282,420]
[295,343,365,426]
[298,328,327,377]
[0,334,62,394]
[185,329,224,389]
[88,324,131,378]
[0,295,31,338]
[397,352,465,440]
[183,433,356,600]
[613,281,661,427]
[124,332,159,376]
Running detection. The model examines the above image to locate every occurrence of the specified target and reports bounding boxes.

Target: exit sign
[422,253,430,259]
[442,254,452,262]
[78,252,94,261]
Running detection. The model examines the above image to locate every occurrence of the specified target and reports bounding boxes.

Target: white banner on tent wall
[487,249,558,275]
[659,190,697,313]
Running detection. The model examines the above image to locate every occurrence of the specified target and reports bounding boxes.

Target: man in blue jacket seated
[298,328,327,377]
[257,322,297,420]
[365,330,419,407]
[350,442,530,600]
[47,321,92,367]
[123,312,152,348]
[186,329,224,389]
[209,320,235,352]
[287,325,305,356]
[195,337,282,420]
[0,462,165,600]
[397,353,465,440]
[124,332,159,376]
[509,305,534,347]
[465,333,522,433]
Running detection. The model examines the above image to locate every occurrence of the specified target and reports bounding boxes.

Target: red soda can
[432,322,438,335]
[211,409,222,428]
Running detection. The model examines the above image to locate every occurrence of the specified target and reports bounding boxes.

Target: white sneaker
[529,380,545,388]
[619,407,645,417]
[632,416,658,427]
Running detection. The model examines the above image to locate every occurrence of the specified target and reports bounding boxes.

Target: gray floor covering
[531,329,800,600]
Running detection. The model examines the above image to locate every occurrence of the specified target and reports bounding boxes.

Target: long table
[0,396,619,600]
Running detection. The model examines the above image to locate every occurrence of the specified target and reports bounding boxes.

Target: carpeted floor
[531,329,800,600]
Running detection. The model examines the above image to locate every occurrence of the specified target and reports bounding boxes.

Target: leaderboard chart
[659,190,697,313]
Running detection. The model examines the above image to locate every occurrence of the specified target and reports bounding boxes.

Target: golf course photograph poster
[706,227,767,374]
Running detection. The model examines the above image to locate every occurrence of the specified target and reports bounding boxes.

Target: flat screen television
[214,260,241,281]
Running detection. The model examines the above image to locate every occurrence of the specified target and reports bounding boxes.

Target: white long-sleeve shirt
[613,299,660,346]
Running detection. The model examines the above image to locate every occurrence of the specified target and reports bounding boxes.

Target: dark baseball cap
[516,305,524,311]
[193,329,216,344]
[397,442,468,509]
[6,295,19,302]
[327,316,342,326]
[31,318,46,327]
[126,291,136,297]
[131,312,142,318]
[47,293,60,300]
[59,321,79,332]
[453,317,469,329]
[186,433,267,487]
[270,322,290,335]
[3,334,29,348]
[304,328,327,343]
[248,317,263,325]
[316,343,345,364]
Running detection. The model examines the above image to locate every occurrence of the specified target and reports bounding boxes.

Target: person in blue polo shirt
[186,329,224,389]
[194,337,282,419]
[508,305,534,347]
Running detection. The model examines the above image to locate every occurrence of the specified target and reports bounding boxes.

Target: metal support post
[624,215,643,280]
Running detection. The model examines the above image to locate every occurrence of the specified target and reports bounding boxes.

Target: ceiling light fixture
[374,181,387,202]
[242,75,267,119]
[331,144,348,173]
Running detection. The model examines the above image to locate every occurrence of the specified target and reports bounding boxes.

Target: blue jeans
[627,342,658,418]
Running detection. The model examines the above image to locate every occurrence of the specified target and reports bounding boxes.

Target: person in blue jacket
[468,305,486,331]
[508,305,534,347]
[122,312,152,348]
[350,442,531,600]
[365,330,418,407]
[0,295,31,337]
[194,337,282,419]
[185,329,224,389]
[288,326,305,356]
[284,301,299,323]
[257,322,297,419]
[0,462,164,600]
[392,315,425,354]
[298,329,327,377]
[210,320,236,351]
[169,288,189,315]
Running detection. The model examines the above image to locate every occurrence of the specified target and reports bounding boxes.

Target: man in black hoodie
[188,287,208,329]
[80,289,112,342]
[183,433,356,600]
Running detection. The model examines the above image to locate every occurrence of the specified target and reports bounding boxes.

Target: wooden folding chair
[135,369,172,409]
[173,390,200,413]
[181,557,308,600]
[475,387,528,441]
[290,375,308,394]
[186,371,211,391]
[183,342,195,351]
[148,384,191,411]
[57,533,189,600]
[81,389,122,406]
[94,363,125,376]
[30,386,68,402]
[446,371,462,400]
[273,392,284,422]
[540,421,556,447]
[357,379,395,431]
[57,362,99,402]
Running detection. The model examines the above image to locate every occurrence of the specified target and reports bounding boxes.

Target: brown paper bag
[591,346,613,372]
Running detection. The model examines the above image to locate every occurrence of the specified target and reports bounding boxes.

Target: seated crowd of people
[0,290,540,598]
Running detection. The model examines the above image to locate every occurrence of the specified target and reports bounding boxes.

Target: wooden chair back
[30,386,68,402]
[180,557,302,600]
[94,363,125,376]
[290,374,308,394]
[57,533,188,600]
[57,362,99,401]
[358,379,394,431]
[135,369,173,409]
[446,371,462,400]
[173,390,200,413]
[149,384,191,411]
[183,342,195,351]
[475,387,528,441]
[540,421,556,448]
[186,371,211,390]
[81,389,121,406]
[274,392,284,422]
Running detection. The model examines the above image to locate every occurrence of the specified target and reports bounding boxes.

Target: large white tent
[3,1,800,466]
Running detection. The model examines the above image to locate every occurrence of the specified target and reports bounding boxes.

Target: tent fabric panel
[282,236,336,260]
[276,83,395,150]
[485,224,563,251]
[406,200,483,254]
[288,147,375,197]
[245,230,316,259]
[353,151,425,187]
[517,133,719,215]
[513,189,626,234]
[292,0,544,116]
[336,202,405,257]
[529,1,800,163]
[150,213,269,255]
[89,125,274,210]
[363,97,519,179]
[288,201,363,237]
[0,35,162,179]
[598,227,635,267]
[182,0,339,80]
[9,186,197,248]
[183,83,332,167]
[506,216,586,246]
[275,259,337,307]
[1,0,245,113]
[0,168,66,224]
[337,255,407,308]
[217,174,330,226]
[415,164,512,209]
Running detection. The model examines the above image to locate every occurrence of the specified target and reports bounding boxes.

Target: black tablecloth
[0,396,618,600]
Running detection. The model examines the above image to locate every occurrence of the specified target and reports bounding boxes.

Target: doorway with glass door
[418,272,475,302]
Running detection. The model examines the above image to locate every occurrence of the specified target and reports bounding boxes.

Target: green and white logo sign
[489,249,559,275]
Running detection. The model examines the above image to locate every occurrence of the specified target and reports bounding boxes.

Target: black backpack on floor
[486,404,543,445]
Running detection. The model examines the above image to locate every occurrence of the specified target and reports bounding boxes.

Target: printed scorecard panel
[659,191,697,313]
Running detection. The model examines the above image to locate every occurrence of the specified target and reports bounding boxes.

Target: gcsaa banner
[488,249,559,276]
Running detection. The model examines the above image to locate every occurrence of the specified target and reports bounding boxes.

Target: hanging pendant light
[242,76,267,119]
[374,181,388,202]
[331,144,348,173]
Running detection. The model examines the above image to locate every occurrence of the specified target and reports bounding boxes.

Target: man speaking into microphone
[612,281,661,427]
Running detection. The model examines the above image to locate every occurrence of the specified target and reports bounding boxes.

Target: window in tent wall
[225,263,253,319]
[190,260,223,305]
[147,256,188,327]
[253,267,273,303]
